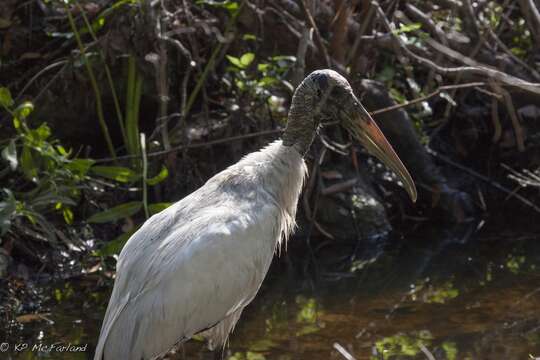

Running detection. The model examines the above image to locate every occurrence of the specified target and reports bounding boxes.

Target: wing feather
[94,186,280,360]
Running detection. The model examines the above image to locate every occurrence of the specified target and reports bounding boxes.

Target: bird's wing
[94,186,281,360]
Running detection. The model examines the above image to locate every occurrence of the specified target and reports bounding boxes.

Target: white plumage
[94,141,307,359]
[94,69,416,360]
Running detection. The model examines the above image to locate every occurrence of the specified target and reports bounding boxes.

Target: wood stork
[93,69,417,360]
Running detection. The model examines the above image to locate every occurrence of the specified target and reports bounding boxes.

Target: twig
[292,27,313,87]
[15,60,68,101]
[487,27,540,81]
[95,82,484,164]
[370,82,486,116]
[95,128,283,163]
[321,178,358,196]
[429,149,540,213]
[491,81,525,151]
[333,343,357,360]
[517,0,540,43]
[347,1,376,69]
[490,97,502,143]
[299,0,331,68]
[419,344,436,360]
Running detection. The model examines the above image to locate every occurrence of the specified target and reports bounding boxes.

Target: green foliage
[224,52,296,117]
[93,226,139,257]
[196,0,240,15]
[0,86,170,253]
[90,166,140,183]
[87,201,142,223]
[228,352,266,360]
[146,166,169,186]
[393,22,422,35]
[0,89,93,243]
[148,202,173,215]
[372,330,433,359]
[227,52,255,69]
[295,296,323,336]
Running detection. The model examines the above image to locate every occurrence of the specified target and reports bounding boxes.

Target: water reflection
[3,219,540,359]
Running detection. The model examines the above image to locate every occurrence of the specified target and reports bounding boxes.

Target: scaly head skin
[283,69,417,202]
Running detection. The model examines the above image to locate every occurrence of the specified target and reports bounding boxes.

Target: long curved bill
[343,98,417,202]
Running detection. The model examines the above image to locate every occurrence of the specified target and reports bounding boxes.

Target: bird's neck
[282,90,317,156]
[259,141,308,246]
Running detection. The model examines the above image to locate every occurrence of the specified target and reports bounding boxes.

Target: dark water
[3,219,540,360]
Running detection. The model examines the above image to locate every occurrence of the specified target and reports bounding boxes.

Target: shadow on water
[2,217,540,360]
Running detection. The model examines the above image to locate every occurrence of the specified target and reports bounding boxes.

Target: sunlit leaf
[240,52,255,67]
[90,165,139,183]
[393,22,422,35]
[87,202,142,223]
[62,207,74,224]
[14,101,34,120]
[226,55,242,68]
[197,0,239,14]
[34,123,51,141]
[0,87,14,108]
[243,34,257,41]
[146,165,168,186]
[227,52,254,69]
[257,63,270,72]
[442,341,458,360]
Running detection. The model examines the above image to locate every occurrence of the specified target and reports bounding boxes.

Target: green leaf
[90,165,140,183]
[393,22,422,35]
[240,52,255,67]
[30,193,77,210]
[21,146,37,180]
[1,140,17,170]
[257,63,270,72]
[197,0,239,14]
[14,101,34,120]
[34,123,51,141]
[148,202,173,215]
[0,87,14,108]
[66,158,95,175]
[243,34,257,41]
[258,76,277,87]
[227,52,255,69]
[226,55,242,68]
[87,201,142,223]
[63,207,74,225]
[95,227,139,256]
[271,55,296,62]
[13,117,21,130]
[146,165,168,186]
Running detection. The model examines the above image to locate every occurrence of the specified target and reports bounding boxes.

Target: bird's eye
[316,89,322,97]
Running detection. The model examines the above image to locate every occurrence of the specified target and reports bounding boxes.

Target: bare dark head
[283,69,417,202]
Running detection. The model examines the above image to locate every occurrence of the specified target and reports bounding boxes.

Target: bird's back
[94,140,307,359]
